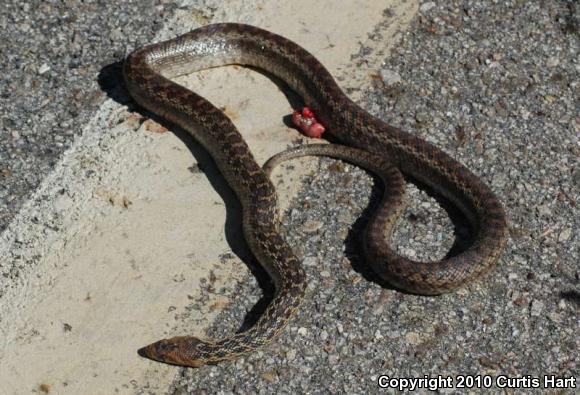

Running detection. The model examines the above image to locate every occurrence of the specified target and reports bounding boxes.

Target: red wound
[292,107,326,138]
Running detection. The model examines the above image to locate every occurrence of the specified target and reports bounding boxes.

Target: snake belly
[123,23,508,367]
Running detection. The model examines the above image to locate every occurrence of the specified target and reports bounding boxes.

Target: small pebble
[38,63,51,75]
[530,300,544,317]
[380,69,402,86]
[302,220,324,234]
[558,228,572,242]
[419,2,436,13]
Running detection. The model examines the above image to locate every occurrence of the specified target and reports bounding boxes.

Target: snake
[123,23,507,368]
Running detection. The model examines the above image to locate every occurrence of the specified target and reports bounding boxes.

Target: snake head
[138,336,207,368]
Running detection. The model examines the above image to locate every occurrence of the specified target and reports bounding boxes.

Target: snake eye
[156,341,178,354]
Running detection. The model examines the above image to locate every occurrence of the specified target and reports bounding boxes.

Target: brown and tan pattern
[123,23,507,368]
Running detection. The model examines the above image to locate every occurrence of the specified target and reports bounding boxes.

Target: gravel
[0,0,176,232]
[170,0,578,393]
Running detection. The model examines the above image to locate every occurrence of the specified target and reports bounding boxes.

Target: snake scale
[123,23,507,367]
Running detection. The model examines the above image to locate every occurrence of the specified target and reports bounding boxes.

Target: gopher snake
[123,23,507,367]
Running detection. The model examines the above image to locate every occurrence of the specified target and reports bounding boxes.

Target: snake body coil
[123,23,507,367]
